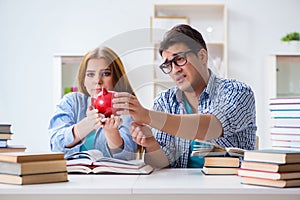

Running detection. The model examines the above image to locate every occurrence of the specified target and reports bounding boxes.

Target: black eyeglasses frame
[159,50,195,74]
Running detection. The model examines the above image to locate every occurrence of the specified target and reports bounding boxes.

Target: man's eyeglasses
[159,50,195,74]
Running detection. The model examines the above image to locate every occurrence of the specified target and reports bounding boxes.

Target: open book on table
[191,140,245,157]
[65,149,153,175]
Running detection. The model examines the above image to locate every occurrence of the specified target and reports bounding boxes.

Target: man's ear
[197,49,208,63]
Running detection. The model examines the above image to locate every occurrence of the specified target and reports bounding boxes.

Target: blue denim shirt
[152,70,257,168]
[48,92,136,160]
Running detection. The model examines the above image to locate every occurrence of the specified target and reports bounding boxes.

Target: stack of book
[202,156,240,175]
[0,124,11,148]
[190,141,244,175]
[238,149,300,188]
[269,97,300,150]
[0,152,68,185]
[0,124,26,152]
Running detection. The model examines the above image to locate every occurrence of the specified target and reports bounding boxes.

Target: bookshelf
[150,3,228,99]
[268,53,300,98]
[267,53,300,150]
[53,55,82,107]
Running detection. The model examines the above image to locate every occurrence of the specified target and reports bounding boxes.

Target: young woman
[48,46,139,160]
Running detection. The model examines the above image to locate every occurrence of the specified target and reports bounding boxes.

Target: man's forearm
[144,145,169,169]
[147,110,222,140]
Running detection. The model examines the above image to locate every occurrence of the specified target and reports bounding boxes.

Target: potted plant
[281,32,300,52]
[281,32,300,42]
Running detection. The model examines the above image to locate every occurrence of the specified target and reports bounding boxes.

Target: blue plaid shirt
[153,70,257,168]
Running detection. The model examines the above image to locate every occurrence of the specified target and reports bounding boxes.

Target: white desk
[0,169,299,200]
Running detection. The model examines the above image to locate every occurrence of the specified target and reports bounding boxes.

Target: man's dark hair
[159,24,207,56]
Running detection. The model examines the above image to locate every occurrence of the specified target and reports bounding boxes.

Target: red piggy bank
[92,88,116,117]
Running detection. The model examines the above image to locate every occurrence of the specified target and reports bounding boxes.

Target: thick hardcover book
[238,168,300,180]
[66,149,153,175]
[0,124,11,133]
[204,157,240,167]
[243,149,300,164]
[241,161,300,172]
[0,159,67,175]
[269,97,300,104]
[0,172,68,185]
[271,140,300,148]
[0,152,65,163]
[0,140,8,148]
[241,176,300,188]
[0,145,26,153]
[271,127,300,135]
[272,118,300,128]
[202,166,238,175]
[0,132,13,140]
[269,103,300,110]
[270,110,300,118]
[271,133,300,141]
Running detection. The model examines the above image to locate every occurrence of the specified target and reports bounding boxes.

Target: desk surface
[0,169,299,200]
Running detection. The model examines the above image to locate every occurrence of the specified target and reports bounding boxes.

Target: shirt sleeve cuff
[105,140,124,156]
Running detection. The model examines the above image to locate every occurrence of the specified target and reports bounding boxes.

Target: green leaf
[281,32,300,42]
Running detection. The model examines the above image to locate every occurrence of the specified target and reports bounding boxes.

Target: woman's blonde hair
[77,46,135,96]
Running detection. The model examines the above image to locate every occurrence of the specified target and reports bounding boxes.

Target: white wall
[0,0,299,152]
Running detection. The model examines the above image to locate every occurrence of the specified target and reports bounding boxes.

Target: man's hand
[130,122,159,152]
[112,92,150,125]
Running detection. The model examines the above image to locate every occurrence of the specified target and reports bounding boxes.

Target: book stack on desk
[238,149,300,188]
[0,152,68,185]
[202,156,240,175]
[0,124,26,153]
[269,97,300,151]
[190,141,244,175]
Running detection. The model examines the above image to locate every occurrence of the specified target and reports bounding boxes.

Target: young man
[113,24,257,168]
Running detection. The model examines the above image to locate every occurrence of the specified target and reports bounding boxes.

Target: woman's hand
[102,115,123,131]
[68,106,103,147]
[86,106,103,130]
[102,115,124,150]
